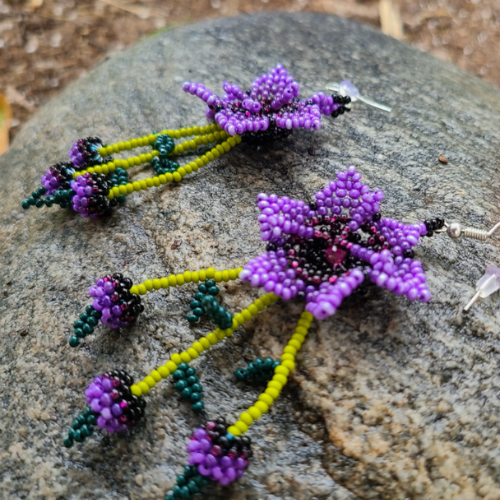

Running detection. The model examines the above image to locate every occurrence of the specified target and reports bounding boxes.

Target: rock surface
[1,11,500,500]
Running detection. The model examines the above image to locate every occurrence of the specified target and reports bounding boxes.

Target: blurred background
[1,0,499,152]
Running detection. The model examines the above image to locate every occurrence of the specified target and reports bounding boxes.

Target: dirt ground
[1,0,499,141]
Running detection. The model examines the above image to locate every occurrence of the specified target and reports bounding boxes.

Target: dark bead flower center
[269,213,387,287]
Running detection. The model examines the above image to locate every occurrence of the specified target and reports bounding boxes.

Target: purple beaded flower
[89,274,143,329]
[70,172,113,219]
[239,166,431,320]
[186,419,251,486]
[183,64,349,140]
[69,137,107,169]
[84,370,146,434]
[40,162,75,195]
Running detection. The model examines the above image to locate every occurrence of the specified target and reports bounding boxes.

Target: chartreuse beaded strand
[105,134,241,200]
[129,292,279,398]
[129,267,244,296]
[226,310,313,437]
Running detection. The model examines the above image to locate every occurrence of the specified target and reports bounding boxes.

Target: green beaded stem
[235,357,281,384]
[165,465,210,500]
[172,363,204,413]
[63,407,99,448]
[187,280,233,330]
[69,305,102,347]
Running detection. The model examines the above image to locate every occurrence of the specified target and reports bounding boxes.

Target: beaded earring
[63,165,494,499]
[21,64,389,220]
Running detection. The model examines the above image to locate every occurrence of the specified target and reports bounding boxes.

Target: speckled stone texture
[1,11,500,500]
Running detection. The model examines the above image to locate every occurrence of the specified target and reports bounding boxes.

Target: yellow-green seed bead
[152,279,161,290]
[129,286,139,295]
[221,270,230,281]
[206,332,218,345]
[160,277,169,289]
[227,426,241,437]
[144,376,156,388]
[248,406,262,420]
[158,366,170,378]
[273,374,288,385]
[295,326,308,335]
[284,345,297,355]
[281,353,295,362]
[234,313,245,326]
[171,353,182,365]
[268,380,283,391]
[235,420,248,433]
[150,370,162,382]
[199,270,207,281]
[282,360,296,372]
[165,361,177,373]
[254,299,265,311]
[144,280,153,291]
[183,271,192,282]
[180,351,191,363]
[137,284,147,295]
[191,272,199,283]
[192,341,204,353]
[131,385,142,397]
[265,387,280,400]
[248,304,259,316]
[241,309,252,321]
[292,333,305,343]
[159,174,167,184]
[138,381,150,394]
[240,412,253,426]
[187,347,199,359]
[168,275,177,286]
[288,339,301,350]
[206,267,215,279]
[200,337,211,349]
[176,274,185,286]
[214,271,222,282]
[275,365,290,377]
[255,400,269,413]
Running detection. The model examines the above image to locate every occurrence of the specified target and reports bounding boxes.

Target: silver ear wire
[325,80,392,113]
[436,221,500,241]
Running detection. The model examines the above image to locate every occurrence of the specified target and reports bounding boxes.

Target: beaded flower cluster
[240,165,432,320]
[64,168,447,500]
[22,125,236,218]
[184,63,350,141]
[22,64,353,221]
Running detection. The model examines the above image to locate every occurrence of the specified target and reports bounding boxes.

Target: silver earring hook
[436,221,500,241]
[325,80,392,113]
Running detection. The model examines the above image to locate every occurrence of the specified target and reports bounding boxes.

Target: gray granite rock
[1,11,500,500]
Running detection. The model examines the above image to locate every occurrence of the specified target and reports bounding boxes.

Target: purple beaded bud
[40,162,75,195]
[84,369,145,433]
[69,137,109,170]
[187,418,252,486]
[70,172,113,219]
[89,273,143,329]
